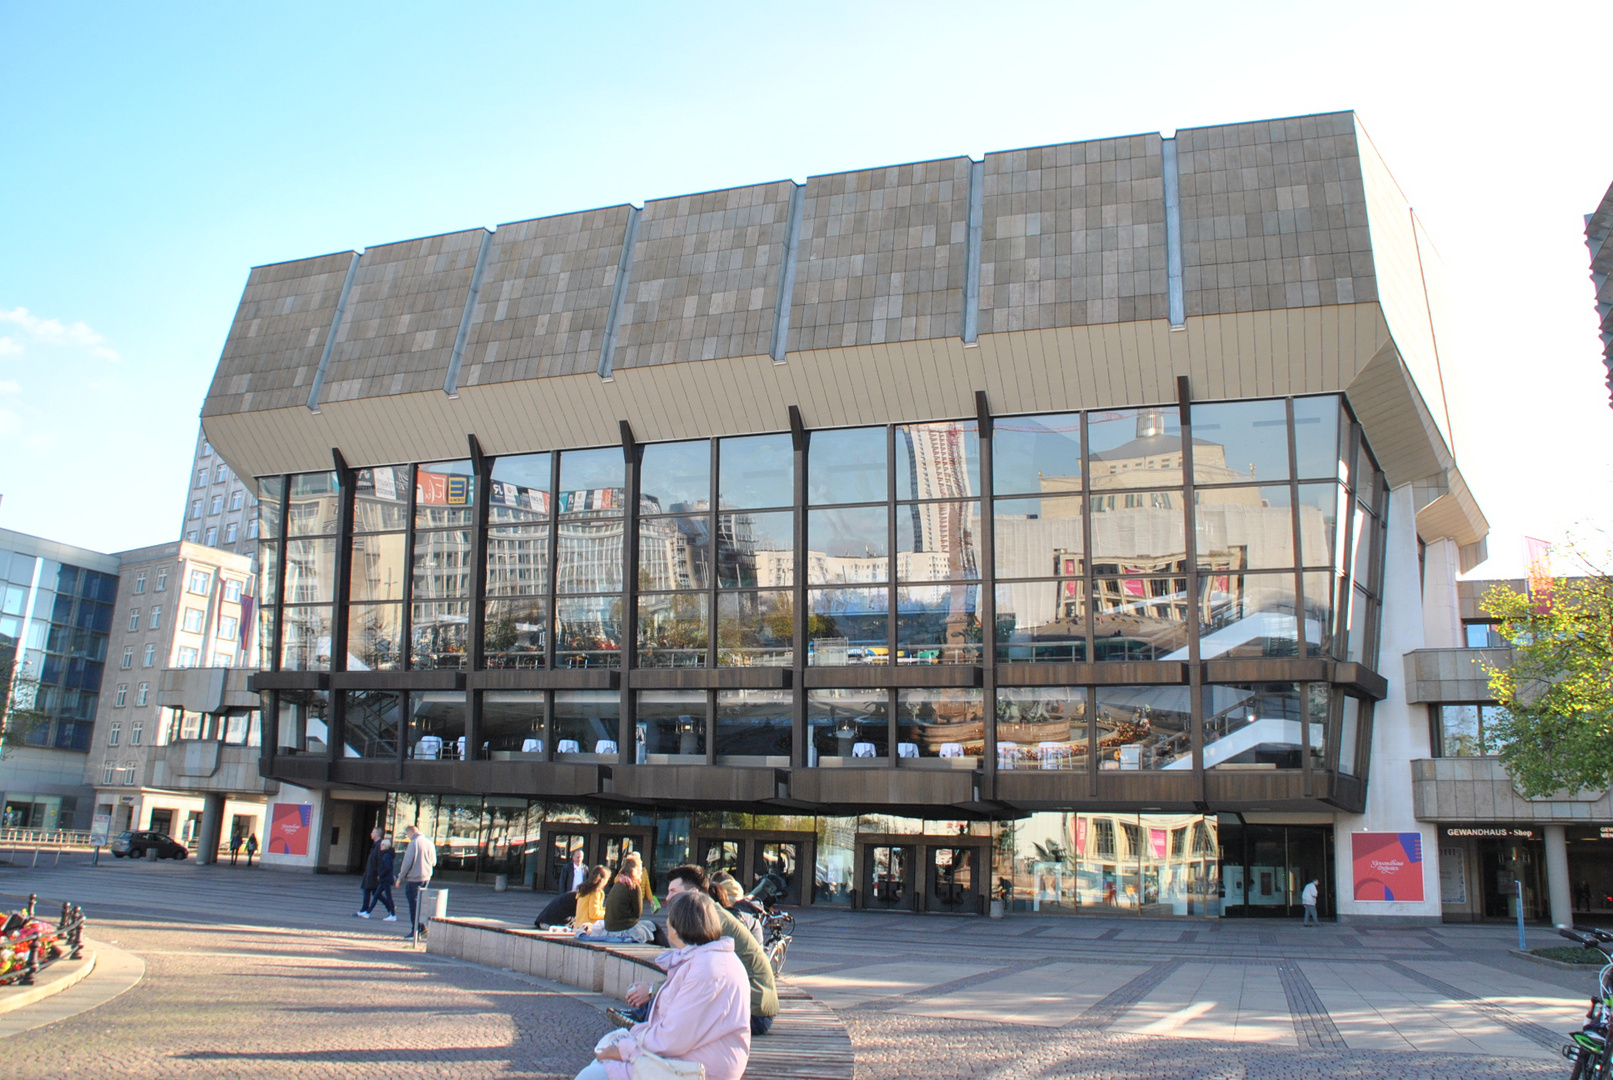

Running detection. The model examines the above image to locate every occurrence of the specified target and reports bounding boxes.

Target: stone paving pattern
[3,856,1599,1078]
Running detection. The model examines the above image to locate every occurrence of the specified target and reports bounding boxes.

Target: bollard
[25,894,36,918]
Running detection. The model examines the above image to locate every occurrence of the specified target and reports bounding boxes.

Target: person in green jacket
[615,864,778,1035]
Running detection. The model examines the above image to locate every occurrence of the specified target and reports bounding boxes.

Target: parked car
[110,831,188,860]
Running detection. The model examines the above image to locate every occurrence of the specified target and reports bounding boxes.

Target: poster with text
[1352,831,1424,901]
[268,803,312,856]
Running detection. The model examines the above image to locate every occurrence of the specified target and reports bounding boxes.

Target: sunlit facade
[205,112,1492,920]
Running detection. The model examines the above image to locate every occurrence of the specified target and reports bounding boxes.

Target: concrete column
[1545,823,1572,926]
[195,792,226,866]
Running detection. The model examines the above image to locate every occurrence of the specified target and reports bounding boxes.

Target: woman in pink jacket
[578,889,751,1080]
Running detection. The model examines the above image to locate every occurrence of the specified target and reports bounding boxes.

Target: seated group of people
[537,860,777,1080]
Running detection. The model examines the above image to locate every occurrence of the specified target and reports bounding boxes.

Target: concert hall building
[202,111,1500,923]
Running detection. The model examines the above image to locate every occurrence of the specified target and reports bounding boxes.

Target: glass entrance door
[1218,821,1334,918]
[865,845,917,911]
[754,842,801,905]
[926,845,981,913]
[700,838,744,881]
[546,831,587,892]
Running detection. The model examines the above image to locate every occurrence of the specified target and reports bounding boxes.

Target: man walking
[394,824,438,938]
[1302,878,1320,925]
[355,827,384,918]
[228,832,243,866]
[245,833,258,867]
[567,847,588,892]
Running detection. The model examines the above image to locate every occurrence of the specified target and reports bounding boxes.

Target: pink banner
[1352,832,1424,902]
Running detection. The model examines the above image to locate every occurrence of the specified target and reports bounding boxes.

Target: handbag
[594,1030,705,1080]
[631,1049,704,1080]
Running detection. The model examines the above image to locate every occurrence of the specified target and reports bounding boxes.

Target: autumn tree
[1481,571,1613,797]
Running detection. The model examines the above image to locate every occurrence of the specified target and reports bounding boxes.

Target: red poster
[1123,579,1146,597]
[1150,828,1167,859]
[268,803,312,856]
[1352,832,1424,902]
[1075,817,1088,855]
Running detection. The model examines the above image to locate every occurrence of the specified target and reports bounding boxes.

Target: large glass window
[994,413,1080,495]
[1433,703,1512,757]
[996,580,1087,663]
[276,689,329,756]
[1203,683,1314,770]
[637,689,706,763]
[348,603,403,671]
[409,691,467,760]
[808,688,888,765]
[718,512,793,588]
[485,452,551,668]
[717,590,792,666]
[807,587,887,665]
[808,426,886,505]
[557,448,625,595]
[1087,406,1183,488]
[1190,399,1290,484]
[807,507,888,583]
[553,690,619,760]
[640,440,710,514]
[1196,571,1300,660]
[718,433,793,509]
[996,687,1087,771]
[1193,485,1294,571]
[1095,685,1192,771]
[344,690,400,758]
[716,689,791,764]
[897,420,978,500]
[484,691,544,756]
[1292,396,1345,481]
[637,591,708,667]
[555,595,623,668]
[994,496,1083,579]
[896,688,983,763]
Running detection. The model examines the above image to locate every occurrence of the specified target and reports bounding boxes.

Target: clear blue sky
[2,0,1609,574]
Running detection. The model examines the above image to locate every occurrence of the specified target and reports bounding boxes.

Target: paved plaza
[0,855,1597,1078]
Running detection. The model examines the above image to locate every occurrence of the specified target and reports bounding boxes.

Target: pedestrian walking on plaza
[395,824,438,938]
[581,890,751,1080]
[228,832,243,866]
[245,833,258,867]
[1302,878,1320,925]
[356,827,384,919]
[567,848,589,892]
[371,838,398,920]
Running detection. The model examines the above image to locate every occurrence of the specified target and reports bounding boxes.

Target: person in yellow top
[570,865,610,929]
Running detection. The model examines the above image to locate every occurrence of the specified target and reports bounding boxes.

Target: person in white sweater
[394,824,438,937]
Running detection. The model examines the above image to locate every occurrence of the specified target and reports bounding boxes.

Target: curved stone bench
[428,917,853,1080]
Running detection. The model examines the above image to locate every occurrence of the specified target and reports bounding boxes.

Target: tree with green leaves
[1481,571,1613,797]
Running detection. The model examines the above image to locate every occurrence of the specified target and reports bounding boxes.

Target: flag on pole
[1524,536,1553,612]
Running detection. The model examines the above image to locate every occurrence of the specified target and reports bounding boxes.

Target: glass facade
[0,546,115,754]
[254,394,1385,784]
[372,798,1341,921]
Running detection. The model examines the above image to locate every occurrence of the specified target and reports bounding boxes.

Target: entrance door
[865,845,917,911]
[1219,822,1334,919]
[149,808,174,836]
[546,832,588,892]
[926,845,981,914]
[753,841,803,906]
[1480,837,1545,921]
[700,838,744,881]
[350,803,384,873]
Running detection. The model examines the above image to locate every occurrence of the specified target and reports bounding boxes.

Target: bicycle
[1555,925,1613,1080]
